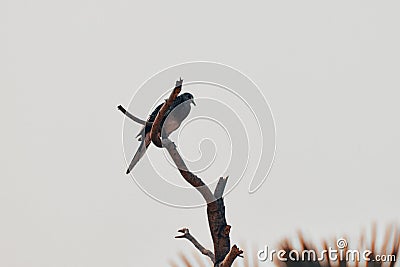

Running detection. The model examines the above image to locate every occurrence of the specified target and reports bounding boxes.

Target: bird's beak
[191,99,196,106]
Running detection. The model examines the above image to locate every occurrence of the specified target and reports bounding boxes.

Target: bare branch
[163,138,232,265]
[214,176,229,199]
[175,228,215,263]
[162,139,216,204]
[150,78,183,148]
[117,105,149,125]
[219,245,244,267]
[150,79,239,266]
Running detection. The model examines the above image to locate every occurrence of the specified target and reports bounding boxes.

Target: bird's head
[180,92,196,106]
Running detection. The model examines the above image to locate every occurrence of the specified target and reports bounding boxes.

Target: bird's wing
[126,132,151,174]
[148,102,164,122]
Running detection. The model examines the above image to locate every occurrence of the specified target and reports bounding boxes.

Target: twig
[219,245,244,267]
[214,176,229,199]
[175,228,215,263]
[150,78,183,148]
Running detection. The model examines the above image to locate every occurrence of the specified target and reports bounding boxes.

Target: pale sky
[1,1,399,266]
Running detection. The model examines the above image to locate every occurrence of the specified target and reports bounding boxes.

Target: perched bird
[125,92,196,174]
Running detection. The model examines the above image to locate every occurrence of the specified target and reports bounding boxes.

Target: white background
[1,1,399,266]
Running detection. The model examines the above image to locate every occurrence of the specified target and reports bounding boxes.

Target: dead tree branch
[214,176,229,199]
[162,139,216,204]
[149,79,242,267]
[219,245,244,267]
[175,228,215,263]
[150,78,183,148]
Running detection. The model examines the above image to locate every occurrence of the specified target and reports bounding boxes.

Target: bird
[125,92,196,174]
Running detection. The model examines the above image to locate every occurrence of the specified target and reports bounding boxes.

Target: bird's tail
[126,133,151,174]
